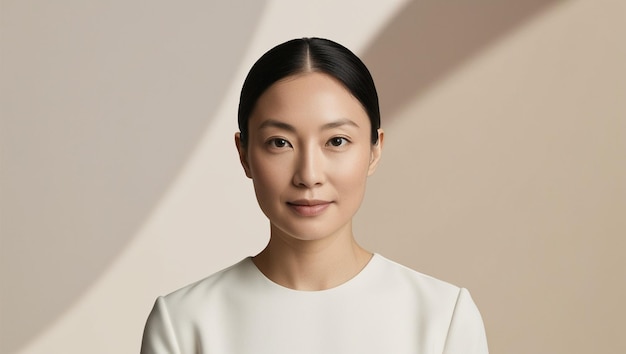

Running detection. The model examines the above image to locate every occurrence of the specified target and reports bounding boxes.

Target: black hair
[237,37,380,146]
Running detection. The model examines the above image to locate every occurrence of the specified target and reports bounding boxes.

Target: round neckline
[246,253,381,294]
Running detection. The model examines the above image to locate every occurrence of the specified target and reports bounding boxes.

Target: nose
[292,145,325,188]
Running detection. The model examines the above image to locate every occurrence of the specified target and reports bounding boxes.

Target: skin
[235,72,384,291]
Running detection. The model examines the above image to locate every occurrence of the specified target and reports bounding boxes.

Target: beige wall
[1,1,624,353]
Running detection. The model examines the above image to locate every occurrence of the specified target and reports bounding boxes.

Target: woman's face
[235,72,383,243]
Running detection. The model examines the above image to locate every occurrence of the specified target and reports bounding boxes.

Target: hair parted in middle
[237,37,381,146]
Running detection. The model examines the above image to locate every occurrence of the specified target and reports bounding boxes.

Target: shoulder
[373,253,482,310]
[372,254,461,300]
[372,254,489,353]
[374,256,486,323]
[141,259,253,353]
[158,258,254,315]
[366,254,463,325]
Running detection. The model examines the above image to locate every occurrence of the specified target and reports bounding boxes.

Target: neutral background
[1,1,624,353]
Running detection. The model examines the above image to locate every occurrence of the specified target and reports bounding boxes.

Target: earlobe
[234,132,252,179]
[367,129,384,176]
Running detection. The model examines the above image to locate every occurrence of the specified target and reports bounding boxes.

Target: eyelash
[326,136,350,147]
[266,138,292,149]
[265,136,351,150]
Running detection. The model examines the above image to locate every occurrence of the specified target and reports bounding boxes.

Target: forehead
[249,72,370,131]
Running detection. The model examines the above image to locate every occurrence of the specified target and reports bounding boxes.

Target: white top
[141,254,488,354]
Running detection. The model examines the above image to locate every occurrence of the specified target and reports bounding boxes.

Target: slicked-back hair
[237,37,381,146]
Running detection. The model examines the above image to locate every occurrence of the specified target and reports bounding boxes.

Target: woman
[141,37,488,354]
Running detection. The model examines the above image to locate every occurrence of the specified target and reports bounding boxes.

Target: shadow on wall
[355,0,564,279]
[362,0,563,121]
[0,2,267,353]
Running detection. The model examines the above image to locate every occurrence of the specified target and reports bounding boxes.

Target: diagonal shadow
[0,1,268,353]
[362,0,564,122]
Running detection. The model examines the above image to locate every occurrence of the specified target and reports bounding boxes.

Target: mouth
[287,199,332,217]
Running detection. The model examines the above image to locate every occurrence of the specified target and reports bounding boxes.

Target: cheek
[249,153,289,198]
[330,149,371,193]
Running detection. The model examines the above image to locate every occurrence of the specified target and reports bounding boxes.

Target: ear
[235,132,252,178]
[367,129,384,176]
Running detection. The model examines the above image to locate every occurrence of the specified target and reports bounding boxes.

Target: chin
[278,228,332,242]
[271,219,350,243]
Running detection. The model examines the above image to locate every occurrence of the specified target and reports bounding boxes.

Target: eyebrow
[321,118,360,130]
[258,118,360,132]
[258,119,296,132]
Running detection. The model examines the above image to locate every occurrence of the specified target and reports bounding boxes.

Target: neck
[252,223,372,291]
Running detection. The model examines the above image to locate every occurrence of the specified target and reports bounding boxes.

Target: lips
[287,199,332,217]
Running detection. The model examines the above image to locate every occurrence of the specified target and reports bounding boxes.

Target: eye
[267,138,292,149]
[327,137,349,147]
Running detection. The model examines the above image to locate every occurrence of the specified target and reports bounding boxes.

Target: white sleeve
[140,297,181,354]
[442,288,489,354]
